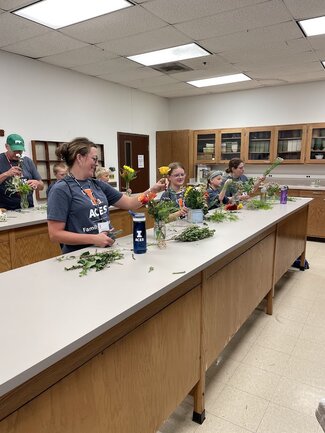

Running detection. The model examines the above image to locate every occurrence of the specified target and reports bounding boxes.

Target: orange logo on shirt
[84,188,100,205]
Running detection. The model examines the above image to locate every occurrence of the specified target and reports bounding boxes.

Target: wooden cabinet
[288,189,325,238]
[156,130,194,179]
[31,140,105,200]
[274,124,306,163]
[218,128,244,163]
[243,126,274,163]
[193,130,216,164]
[305,123,325,163]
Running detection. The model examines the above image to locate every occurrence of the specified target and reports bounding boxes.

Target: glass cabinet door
[194,131,216,162]
[220,130,242,161]
[307,126,325,162]
[246,129,272,162]
[275,126,305,163]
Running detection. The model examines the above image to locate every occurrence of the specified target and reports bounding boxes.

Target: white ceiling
[1,0,325,98]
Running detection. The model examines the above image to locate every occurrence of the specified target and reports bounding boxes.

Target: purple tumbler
[280,186,288,204]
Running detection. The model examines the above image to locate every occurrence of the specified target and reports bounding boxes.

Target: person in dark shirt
[46,162,68,197]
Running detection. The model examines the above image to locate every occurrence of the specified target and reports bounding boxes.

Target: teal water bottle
[133,213,147,254]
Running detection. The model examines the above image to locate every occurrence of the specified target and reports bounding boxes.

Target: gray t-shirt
[0,153,42,210]
[47,176,123,253]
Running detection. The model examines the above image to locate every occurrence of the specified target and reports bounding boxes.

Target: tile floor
[158,240,325,433]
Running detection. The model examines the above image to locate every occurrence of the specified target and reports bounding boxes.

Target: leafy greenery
[246,199,273,210]
[174,225,215,242]
[184,185,208,213]
[233,177,255,195]
[148,199,178,222]
[6,176,32,196]
[206,209,239,223]
[64,250,124,276]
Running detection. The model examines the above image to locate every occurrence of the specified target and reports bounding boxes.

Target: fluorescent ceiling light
[13,0,133,29]
[188,73,251,88]
[298,15,325,36]
[127,43,210,66]
[322,61,325,68]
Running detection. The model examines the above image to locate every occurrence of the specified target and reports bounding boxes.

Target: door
[117,132,149,194]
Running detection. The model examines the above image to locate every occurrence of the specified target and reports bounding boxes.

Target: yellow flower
[184,186,193,197]
[237,203,243,209]
[123,165,134,174]
[158,166,170,176]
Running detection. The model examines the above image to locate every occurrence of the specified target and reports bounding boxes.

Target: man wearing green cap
[0,134,44,210]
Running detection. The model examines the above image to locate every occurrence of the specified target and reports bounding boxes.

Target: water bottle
[280,186,288,204]
[260,187,267,202]
[133,213,147,254]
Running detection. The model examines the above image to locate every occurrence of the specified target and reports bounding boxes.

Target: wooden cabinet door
[217,128,245,163]
[305,123,325,163]
[299,189,325,238]
[193,130,217,164]
[156,130,194,179]
[243,126,275,163]
[274,124,306,163]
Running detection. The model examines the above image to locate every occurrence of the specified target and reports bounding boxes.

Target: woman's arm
[113,179,166,210]
[47,220,114,248]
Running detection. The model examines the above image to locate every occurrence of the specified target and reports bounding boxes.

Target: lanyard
[69,174,104,221]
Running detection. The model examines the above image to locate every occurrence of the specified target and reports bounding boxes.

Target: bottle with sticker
[133,213,147,254]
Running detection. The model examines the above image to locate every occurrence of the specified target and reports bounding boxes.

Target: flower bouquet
[138,192,177,248]
[6,176,32,209]
[120,165,137,195]
[265,182,280,200]
[184,185,208,219]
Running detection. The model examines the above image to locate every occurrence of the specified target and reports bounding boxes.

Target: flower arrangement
[138,192,177,247]
[120,165,137,194]
[233,177,255,196]
[6,176,32,209]
[184,185,209,213]
[265,182,280,198]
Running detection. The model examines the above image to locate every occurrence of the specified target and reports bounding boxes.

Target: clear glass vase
[154,220,167,248]
[20,193,29,210]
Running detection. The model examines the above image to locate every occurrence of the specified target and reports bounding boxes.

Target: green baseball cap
[6,134,25,151]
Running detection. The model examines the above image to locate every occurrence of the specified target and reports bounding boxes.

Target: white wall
[0,51,169,186]
[169,81,325,130]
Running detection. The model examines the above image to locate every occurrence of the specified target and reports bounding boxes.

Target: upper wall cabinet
[274,125,306,164]
[305,123,325,163]
[243,127,274,163]
[193,130,217,164]
[156,130,194,179]
[218,128,244,163]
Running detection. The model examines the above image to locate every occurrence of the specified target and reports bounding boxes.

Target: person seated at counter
[95,167,110,183]
[222,158,265,200]
[160,162,188,220]
[47,137,166,253]
[206,170,231,209]
[0,133,44,210]
[46,162,68,197]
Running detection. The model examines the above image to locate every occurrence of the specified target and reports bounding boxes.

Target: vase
[125,181,131,196]
[154,220,167,248]
[20,193,29,210]
[187,208,204,224]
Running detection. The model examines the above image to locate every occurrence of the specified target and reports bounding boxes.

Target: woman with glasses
[223,158,265,200]
[47,137,165,253]
[160,162,188,220]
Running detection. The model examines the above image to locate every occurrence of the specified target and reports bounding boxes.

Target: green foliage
[148,199,178,222]
[206,210,239,223]
[6,176,32,196]
[233,177,255,195]
[174,225,215,242]
[184,185,208,212]
[64,250,124,276]
[246,199,273,210]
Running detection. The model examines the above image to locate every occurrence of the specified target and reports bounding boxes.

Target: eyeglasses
[171,173,185,178]
[91,157,99,163]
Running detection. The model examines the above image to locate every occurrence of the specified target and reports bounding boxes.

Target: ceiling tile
[0,0,35,10]
[174,0,292,41]
[143,0,266,25]
[120,74,179,89]
[2,31,87,58]
[283,0,325,20]
[98,67,163,83]
[72,57,140,76]
[307,34,325,51]
[200,21,303,54]
[0,12,49,47]
[61,6,166,44]
[39,45,117,68]
[97,26,190,56]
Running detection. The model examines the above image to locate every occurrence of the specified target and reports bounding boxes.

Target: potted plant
[184,185,208,223]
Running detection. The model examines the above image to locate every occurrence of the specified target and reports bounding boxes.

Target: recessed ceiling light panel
[13,0,133,29]
[127,43,211,66]
[188,73,251,88]
[298,16,325,37]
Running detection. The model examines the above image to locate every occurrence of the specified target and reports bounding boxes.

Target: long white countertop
[0,198,311,397]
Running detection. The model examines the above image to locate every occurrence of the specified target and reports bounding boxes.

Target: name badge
[98,221,110,233]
